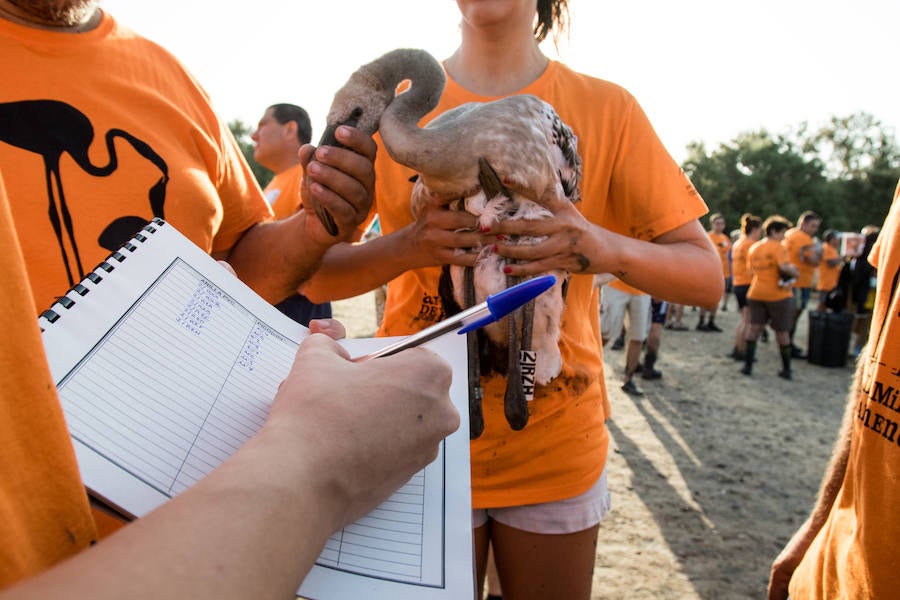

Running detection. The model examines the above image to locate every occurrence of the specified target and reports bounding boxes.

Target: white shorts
[472,469,611,534]
[600,286,651,342]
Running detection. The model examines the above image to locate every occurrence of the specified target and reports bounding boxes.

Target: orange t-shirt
[816,243,841,292]
[264,163,303,220]
[731,235,753,286]
[790,180,900,598]
[0,174,97,588]
[747,238,792,302]
[0,11,272,312]
[374,61,709,507]
[608,277,646,296]
[708,231,731,277]
[783,228,817,288]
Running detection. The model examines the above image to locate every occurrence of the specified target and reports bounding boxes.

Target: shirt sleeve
[605,98,708,241]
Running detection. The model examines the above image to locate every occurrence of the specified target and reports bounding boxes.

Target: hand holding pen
[353,275,556,361]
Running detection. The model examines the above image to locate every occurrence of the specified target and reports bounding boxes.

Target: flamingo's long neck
[370,50,464,179]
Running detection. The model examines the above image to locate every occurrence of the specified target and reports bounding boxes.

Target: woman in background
[302,1,722,596]
[729,214,762,360]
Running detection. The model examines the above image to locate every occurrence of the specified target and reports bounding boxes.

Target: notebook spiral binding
[38,218,167,331]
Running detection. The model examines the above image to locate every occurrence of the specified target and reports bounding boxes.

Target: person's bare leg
[697,307,708,329]
[642,322,663,379]
[733,306,749,355]
[486,544,502,598]
[474,523,491,598]
[625,339,642,380]
[646,322,661,355]
[674,304,684,325]
[491,521,599,600]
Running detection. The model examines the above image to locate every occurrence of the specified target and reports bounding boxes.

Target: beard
[7,0,99,27]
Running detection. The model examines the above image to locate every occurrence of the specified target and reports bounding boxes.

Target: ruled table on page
[56,258,447,587]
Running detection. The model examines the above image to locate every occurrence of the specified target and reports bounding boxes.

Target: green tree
[682,112,900,233]
[804,112,899,229]
[228,119,273,188]
[683,129,830,231]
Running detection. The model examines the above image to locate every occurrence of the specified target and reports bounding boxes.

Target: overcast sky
[102,0,899,163]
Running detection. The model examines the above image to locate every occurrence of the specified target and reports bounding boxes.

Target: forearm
[587,220,723,307]
[3,431,335,599]
[301,225,432,302]
[222,212,331,304]
[605,233,722,306]
[2,336,458,600]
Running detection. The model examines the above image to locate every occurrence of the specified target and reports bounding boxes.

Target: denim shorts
[650,299,668,324]
[472,468,610,534]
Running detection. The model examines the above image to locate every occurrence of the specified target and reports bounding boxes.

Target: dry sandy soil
[332,293,854,599]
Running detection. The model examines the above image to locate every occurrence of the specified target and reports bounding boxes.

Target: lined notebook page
[39,220,472,599]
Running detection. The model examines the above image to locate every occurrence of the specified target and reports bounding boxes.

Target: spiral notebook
[38,219,473,600]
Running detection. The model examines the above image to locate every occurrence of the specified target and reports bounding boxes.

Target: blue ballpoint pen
[353,274,557,361]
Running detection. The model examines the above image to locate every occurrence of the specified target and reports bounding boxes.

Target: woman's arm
[301,196,488,302]
[491,199,723,308]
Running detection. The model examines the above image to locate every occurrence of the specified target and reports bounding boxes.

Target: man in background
[252,103,332,325]
[639,298,666,380]
[783,211,823,357]
[600,277,651,396]
[815,229,843,312]
[698,212,730,332]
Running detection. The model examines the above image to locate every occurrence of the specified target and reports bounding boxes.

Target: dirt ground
[332,293,853,599]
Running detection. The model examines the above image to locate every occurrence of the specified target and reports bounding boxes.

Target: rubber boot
[779,344,793,379]
[741,341,756,375]
[641,350,662,380]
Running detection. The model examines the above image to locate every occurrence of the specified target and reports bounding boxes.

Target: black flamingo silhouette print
[0,99,169,286]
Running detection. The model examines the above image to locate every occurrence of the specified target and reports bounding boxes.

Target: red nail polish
[503,266,512,274]
[496,234,506,241]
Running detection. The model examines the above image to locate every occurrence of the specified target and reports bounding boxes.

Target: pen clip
[458,275,556,334]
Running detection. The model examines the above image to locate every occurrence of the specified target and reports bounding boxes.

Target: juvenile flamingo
[315,49,581,436]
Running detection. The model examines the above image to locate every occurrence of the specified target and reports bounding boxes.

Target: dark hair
[798,210,821,225]
[823,229,839,243]
[763,215,792,236]
[534,0,569,43]
[269,103,312,145]
[741,214,762,235]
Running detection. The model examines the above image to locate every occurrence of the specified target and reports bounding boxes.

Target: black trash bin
[807,311,853,367]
